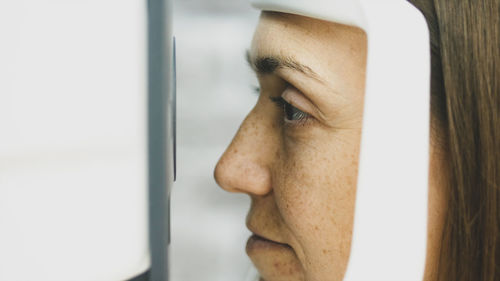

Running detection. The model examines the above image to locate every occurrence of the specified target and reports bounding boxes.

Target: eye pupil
[269,96,309,124]
[284,103,306,121]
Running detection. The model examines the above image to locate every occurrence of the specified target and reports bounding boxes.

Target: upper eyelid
[256,80,334,130]
[248,56,329,116]
[269,96,310,119]
[253,79,314,120]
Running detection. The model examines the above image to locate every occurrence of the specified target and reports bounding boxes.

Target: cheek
[273,130,362,272]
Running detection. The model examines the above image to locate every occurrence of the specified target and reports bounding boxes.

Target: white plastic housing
[251,0,431,280]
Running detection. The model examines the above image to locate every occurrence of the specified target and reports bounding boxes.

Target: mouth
[246,218,294,254]
[246,233,293,253]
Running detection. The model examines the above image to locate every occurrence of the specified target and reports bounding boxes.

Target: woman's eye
[284,102,308,121]
[270,97,310,124]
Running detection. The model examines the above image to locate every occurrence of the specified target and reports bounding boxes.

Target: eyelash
[269,96,311,126]
[252,85,311,126]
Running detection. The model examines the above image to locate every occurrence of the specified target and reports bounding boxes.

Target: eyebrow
[246,50,324,83]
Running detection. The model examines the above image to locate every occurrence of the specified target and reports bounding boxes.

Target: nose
[214,110,274,196]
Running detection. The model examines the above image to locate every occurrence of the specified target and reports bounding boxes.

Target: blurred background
[172,1,260,280]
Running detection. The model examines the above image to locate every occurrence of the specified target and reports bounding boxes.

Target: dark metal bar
[126,270,150,281]
[147,0,174,280]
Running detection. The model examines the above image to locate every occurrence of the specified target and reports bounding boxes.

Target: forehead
[251,12,365,58]
[250,12,367,99]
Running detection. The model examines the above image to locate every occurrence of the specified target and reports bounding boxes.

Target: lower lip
[246,234,292,252]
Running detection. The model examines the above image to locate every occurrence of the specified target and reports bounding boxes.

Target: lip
[246,219,286,243]
[246,234,293,253]
[246,219,293,252]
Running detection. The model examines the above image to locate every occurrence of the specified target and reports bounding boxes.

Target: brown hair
[408,0,499,280]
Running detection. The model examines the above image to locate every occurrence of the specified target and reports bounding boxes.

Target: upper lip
[247,221,289,246]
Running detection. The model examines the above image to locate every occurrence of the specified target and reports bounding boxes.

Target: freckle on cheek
[346,177,353,187]
[270,260,302,276]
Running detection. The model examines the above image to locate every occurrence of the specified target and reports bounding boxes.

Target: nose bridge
[214,108,274,195]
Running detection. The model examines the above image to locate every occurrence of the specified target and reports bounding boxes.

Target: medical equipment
[250,0,431,280]
[0,0,175,280]
[148,0,176,280]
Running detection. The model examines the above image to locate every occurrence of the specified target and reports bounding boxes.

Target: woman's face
[214,11,445,281]
[215,12,366,281]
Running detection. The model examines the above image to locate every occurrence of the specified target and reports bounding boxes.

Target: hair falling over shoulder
[408,0,499,280]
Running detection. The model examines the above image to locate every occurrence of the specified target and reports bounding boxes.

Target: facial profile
[215,11,447,281]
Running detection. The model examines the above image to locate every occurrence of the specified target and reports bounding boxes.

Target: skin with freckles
[214,12,447,281]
